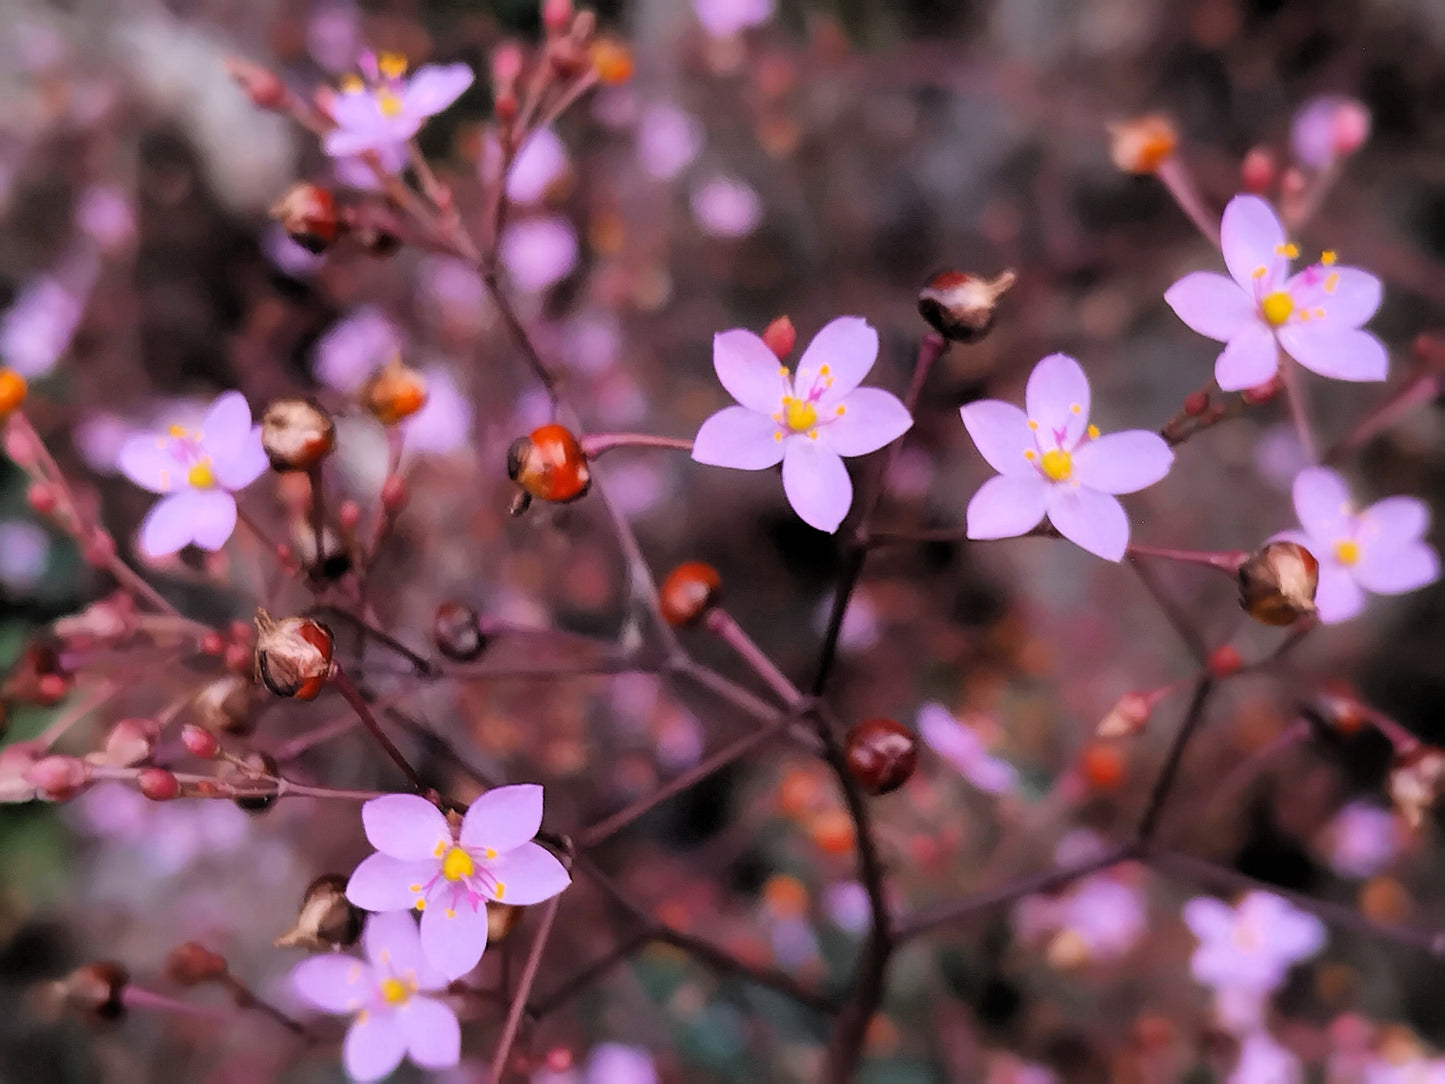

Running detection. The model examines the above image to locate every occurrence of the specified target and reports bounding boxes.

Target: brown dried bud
[253,610,334,700]
[1108,115,1178,175]
[1095,692,1154,739]
[137,768,181,802]
[762,316,797,360]
[361,356,428,426]
[1389,748,1445,830]
[1238,541,1319,626]
[88,717,159,768]
[270,183,341,254]
[433,602,488,662]
[166,942,228,985]
[59,961,129,1021]
[225,751,281,814]
[487,902,523,943]
[659,562,722,627]
[917,270,1017,343]
[261,399,336,472]
[507,425,591,509]
[25,755,91,801]
[274,874,363,951]
[844,718,918,796]
[225,57,288,111]
[191,675,258,736]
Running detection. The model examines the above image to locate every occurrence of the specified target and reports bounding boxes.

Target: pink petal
[402,64,474,118]
[1214,322,1279,391]
[712,329,787,413]
[1221,195,1288,290]
[1277,325,1388,382]
[1182,897,1234,943]
[1314,562,1366,623]
[362,912,437,985]
[185,490,239,551]
[291,954,372,1013]
[117,435,179,494]
[483,841,570,905]
[344,1012,408,1083]
[916,702,980,765]
[328,91,385,132]
[362,794,451,860]
[397,996,461,1070]
[419,888,488,980]
[1287,266,1381,329]
[1071,431,1173,494]
[1292,467,1354,541]
[347,853,436,912]
[1358,496,1430,546]
[818,388,911,458]
[1025,353,1091,448]
[794,316,879,405]
[960,400,1035,478]
[1045,486,1128,561]
[1164,271,1256,342]
[199,392,253,457]
[1352,541,1440,596]
[211,428,269,491]
[965,474,1048,540]
[781,438,852,533]
[459,783,544,854]
[690,406,784,470]
[138,492,203,557]
[968,754,1018,796]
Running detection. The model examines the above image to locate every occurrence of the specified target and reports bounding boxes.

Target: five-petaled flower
[1184,891,1326,995]
[324,51,473,175]
[291,911,460,1083]
[1272,466,1439,624]
[960,353,1173,561]
[346,785,570,980]
[1165,194,1387,391]
[690,317,912,533]
[117,392,268,557]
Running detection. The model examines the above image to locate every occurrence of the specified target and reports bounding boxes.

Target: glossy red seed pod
[507,424,591,505]
[659,562,722,627]
[844,718,918,796]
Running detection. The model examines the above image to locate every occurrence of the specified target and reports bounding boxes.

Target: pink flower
[960,353,1173,561]
[1184,891,1325,995]
[323,51,473,169]
[694,0,773,37]
[916,703,1016,794]
[1230,1031,1302,1084]
[1291,96,1371,170]
[690,176,763,238]
[499,216,579,294]
[1165,195,1387,390]
[117,391,268,557]
[1322,801,1400,879]
[637,103,703,181]
[291,912,460,1082]
[502,128,569,205]
[1273,467,1440,624]
[690,317,912,532]
[346,786,570,980]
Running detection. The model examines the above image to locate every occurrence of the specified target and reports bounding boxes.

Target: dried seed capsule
[917,270,1017,343]
[60,962,129,1021]
[361,356,428,426]
[227,751,281,814]
[253,610,334,700]
[261,399,336,472]
[274,874,364,950]
[433,602,487,662]
[844,718,918,796]
[1238,541,1319,626]
[166,942,228,985]
[270,183,341,254]
[191,675,258,735]
[507,424,591,509]
[659,562,722,627]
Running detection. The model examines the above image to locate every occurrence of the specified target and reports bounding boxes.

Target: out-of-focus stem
[580,433,693,458]
[1156,157,1220,246]
[1279,358,1320,463]
[1127,544,1247,574]
[328,667,428,793]
[218,973,311,1037]
[1324,370,1441,463]
[486,885,565,1084]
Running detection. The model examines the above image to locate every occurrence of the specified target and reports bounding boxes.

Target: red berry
[844,718,918,796]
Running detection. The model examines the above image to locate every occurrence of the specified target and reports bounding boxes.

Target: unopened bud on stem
[1108,115,1178,175]
[253,610,334,699]
[270,184,341,254]
[261,400,336,472]
[166,943,228,985]
[274,874,363,950]
[361,356,428,426]
[917,270,1016,343]
[659,562,723,627]
[1237,541,1319,626]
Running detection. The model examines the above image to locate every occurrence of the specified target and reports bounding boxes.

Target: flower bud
[180,722,221,758]
[270,183,341,254]
[507,424,591,512]
[138,768,181,801]
[844,718,918,796]
[90,717,159,768]
[1207,645,1243,679]
[274,874,363,951]
[26,481,56,515]
[253,610,334,700]
[917,269,1017,343]
[1389,748,1445,829]
[261,399,336,472]
[1241,375,1282,405]
[1108,115,1178,175]
[542,0,573,34]
[762,316,796,360]
[433,601,488,662]
[227,751,281,814]
[1241,147,1275,195]
[59,961,129,1021]
[166,942,228,985]
[361,356,428,426]
[590,39,634,84]
[1080,743,1126,791]
[190,675,257,736]
[659,562,722,627]
[0,368,27,417]
[1237,541,1319,626]
[25,755,90,801]
[1095,691,1154,739]
[380,476,408,514]
[225,57,289,111]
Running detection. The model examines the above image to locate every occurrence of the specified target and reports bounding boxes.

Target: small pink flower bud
[82,531,116,568]
[380,475,408,514]
[1183,391,1210,416]
[1095,691,1154,738]
[1207,645,1243,679]
[224,57,288,111]
[1241,147,1275,194]
[1330,101,1371,158]
[35,673,69,706]
[918,269,1017,343]
[224,642,254,678]
[762,316,797,360]
[1108,115,1178,174]
[199,631,225,656]
[166,942,228,985]
[4,424,37,468]
[542,0,573,35]
[253,610,334,700]
[274,874,363,950]
[338,499,362,531]
[26,482,57,515]
[1241,375,1282,405]
[180,723,221,759]
[94,717,159,768]
[492,42,525,89]
[1238,541,1319,626]
[137,768,180,802]
[261,399,335,472]
[25,755,91,801]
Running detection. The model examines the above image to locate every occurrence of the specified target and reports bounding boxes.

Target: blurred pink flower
[961,353,1173,561]
[532,1043,658,1084]
[500,216,579,293]
[690,176,763,238]
[691,317,911,532]
[501,127,569,204]
[1362,1053,1445,1083]
[637,103,704,180]
[75,185,136,252]
[0,520,50,591]
[1230,1031,1301,1084]
[1184,891,1326,996]
[307,5,363,75]
[1273,467,1439,623]
[1014,872,1146,964]
[916,702,1016,794]
[1291,96,1371,170]
[1165,195,1386,390]
[323,51,472,169]
[315,307,401,391]
[402,366,472,456]
[694,0,773,37]
[1324,801,1401,879]
[292,912,459,1082]
[117,391,268,557]
[823,880,871,935]
[346,787,570,979]
[0,264,93,377]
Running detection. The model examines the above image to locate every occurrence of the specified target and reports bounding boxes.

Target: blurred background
[0,0,1442,1079]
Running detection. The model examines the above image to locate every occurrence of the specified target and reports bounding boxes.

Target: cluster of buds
[1237,541,1319,626]
[844,718,918,796]
[274,874,363,950]
[917,270,1017,343]
[659,562,723,627]
[253,610,334,700]
[261,399,335,472]
[507,424,591,514]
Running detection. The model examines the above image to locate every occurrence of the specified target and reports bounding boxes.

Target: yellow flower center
[441,846,475,881]
[1333,539,1361,566]
[377,52,408,79]
[1040,448,1072,482]
[1261,291,1294,326]
[783,397,818,433]
[376,90,404,118]
[187,460,216,489]
[380,977,411,1005]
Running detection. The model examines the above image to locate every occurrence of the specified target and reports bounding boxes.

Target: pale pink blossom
[1014,871,1147,964]
[1323,801,1401,879]
[500,127,569,204]
[1230,1031,1302,1084]
[323,51,473,170]
[1291,96,1371,170]
[1184,891,1326,997]
[690,176,763,238]
[916,702,1016,794]
[1166,195,1386,390]
[499,216,579,293]
[638,103,704,180]
[694,0,773,37]
[960,353,1173,560]
[691,317,911,532]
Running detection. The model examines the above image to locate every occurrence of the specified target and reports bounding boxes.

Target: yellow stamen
[380,978,410,1005]
[1027,419,1039,431]
[784,399,818,433]
[414,898,426,910]
[377,52,408,79]
[1040,449,1072,482]
[835,404,846,416]
[819,365,830,376]
[441,846,475,881]
[1260,291,1294,326]
[376,90,403,118]
[494,882,507,900]
[186,461,215,489]
[1334,539,1361,566]
[339,74,364,94]
[1321,250,1337,266]
[1274,242,1300,259]
[1024,449,1037,462]
[433,841,446,857]
[484,848,497,859]
[1069,403,1082,415]
[1324,271,1340,294]
[1086,424,1100,440]
[1251,266,1267,280]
